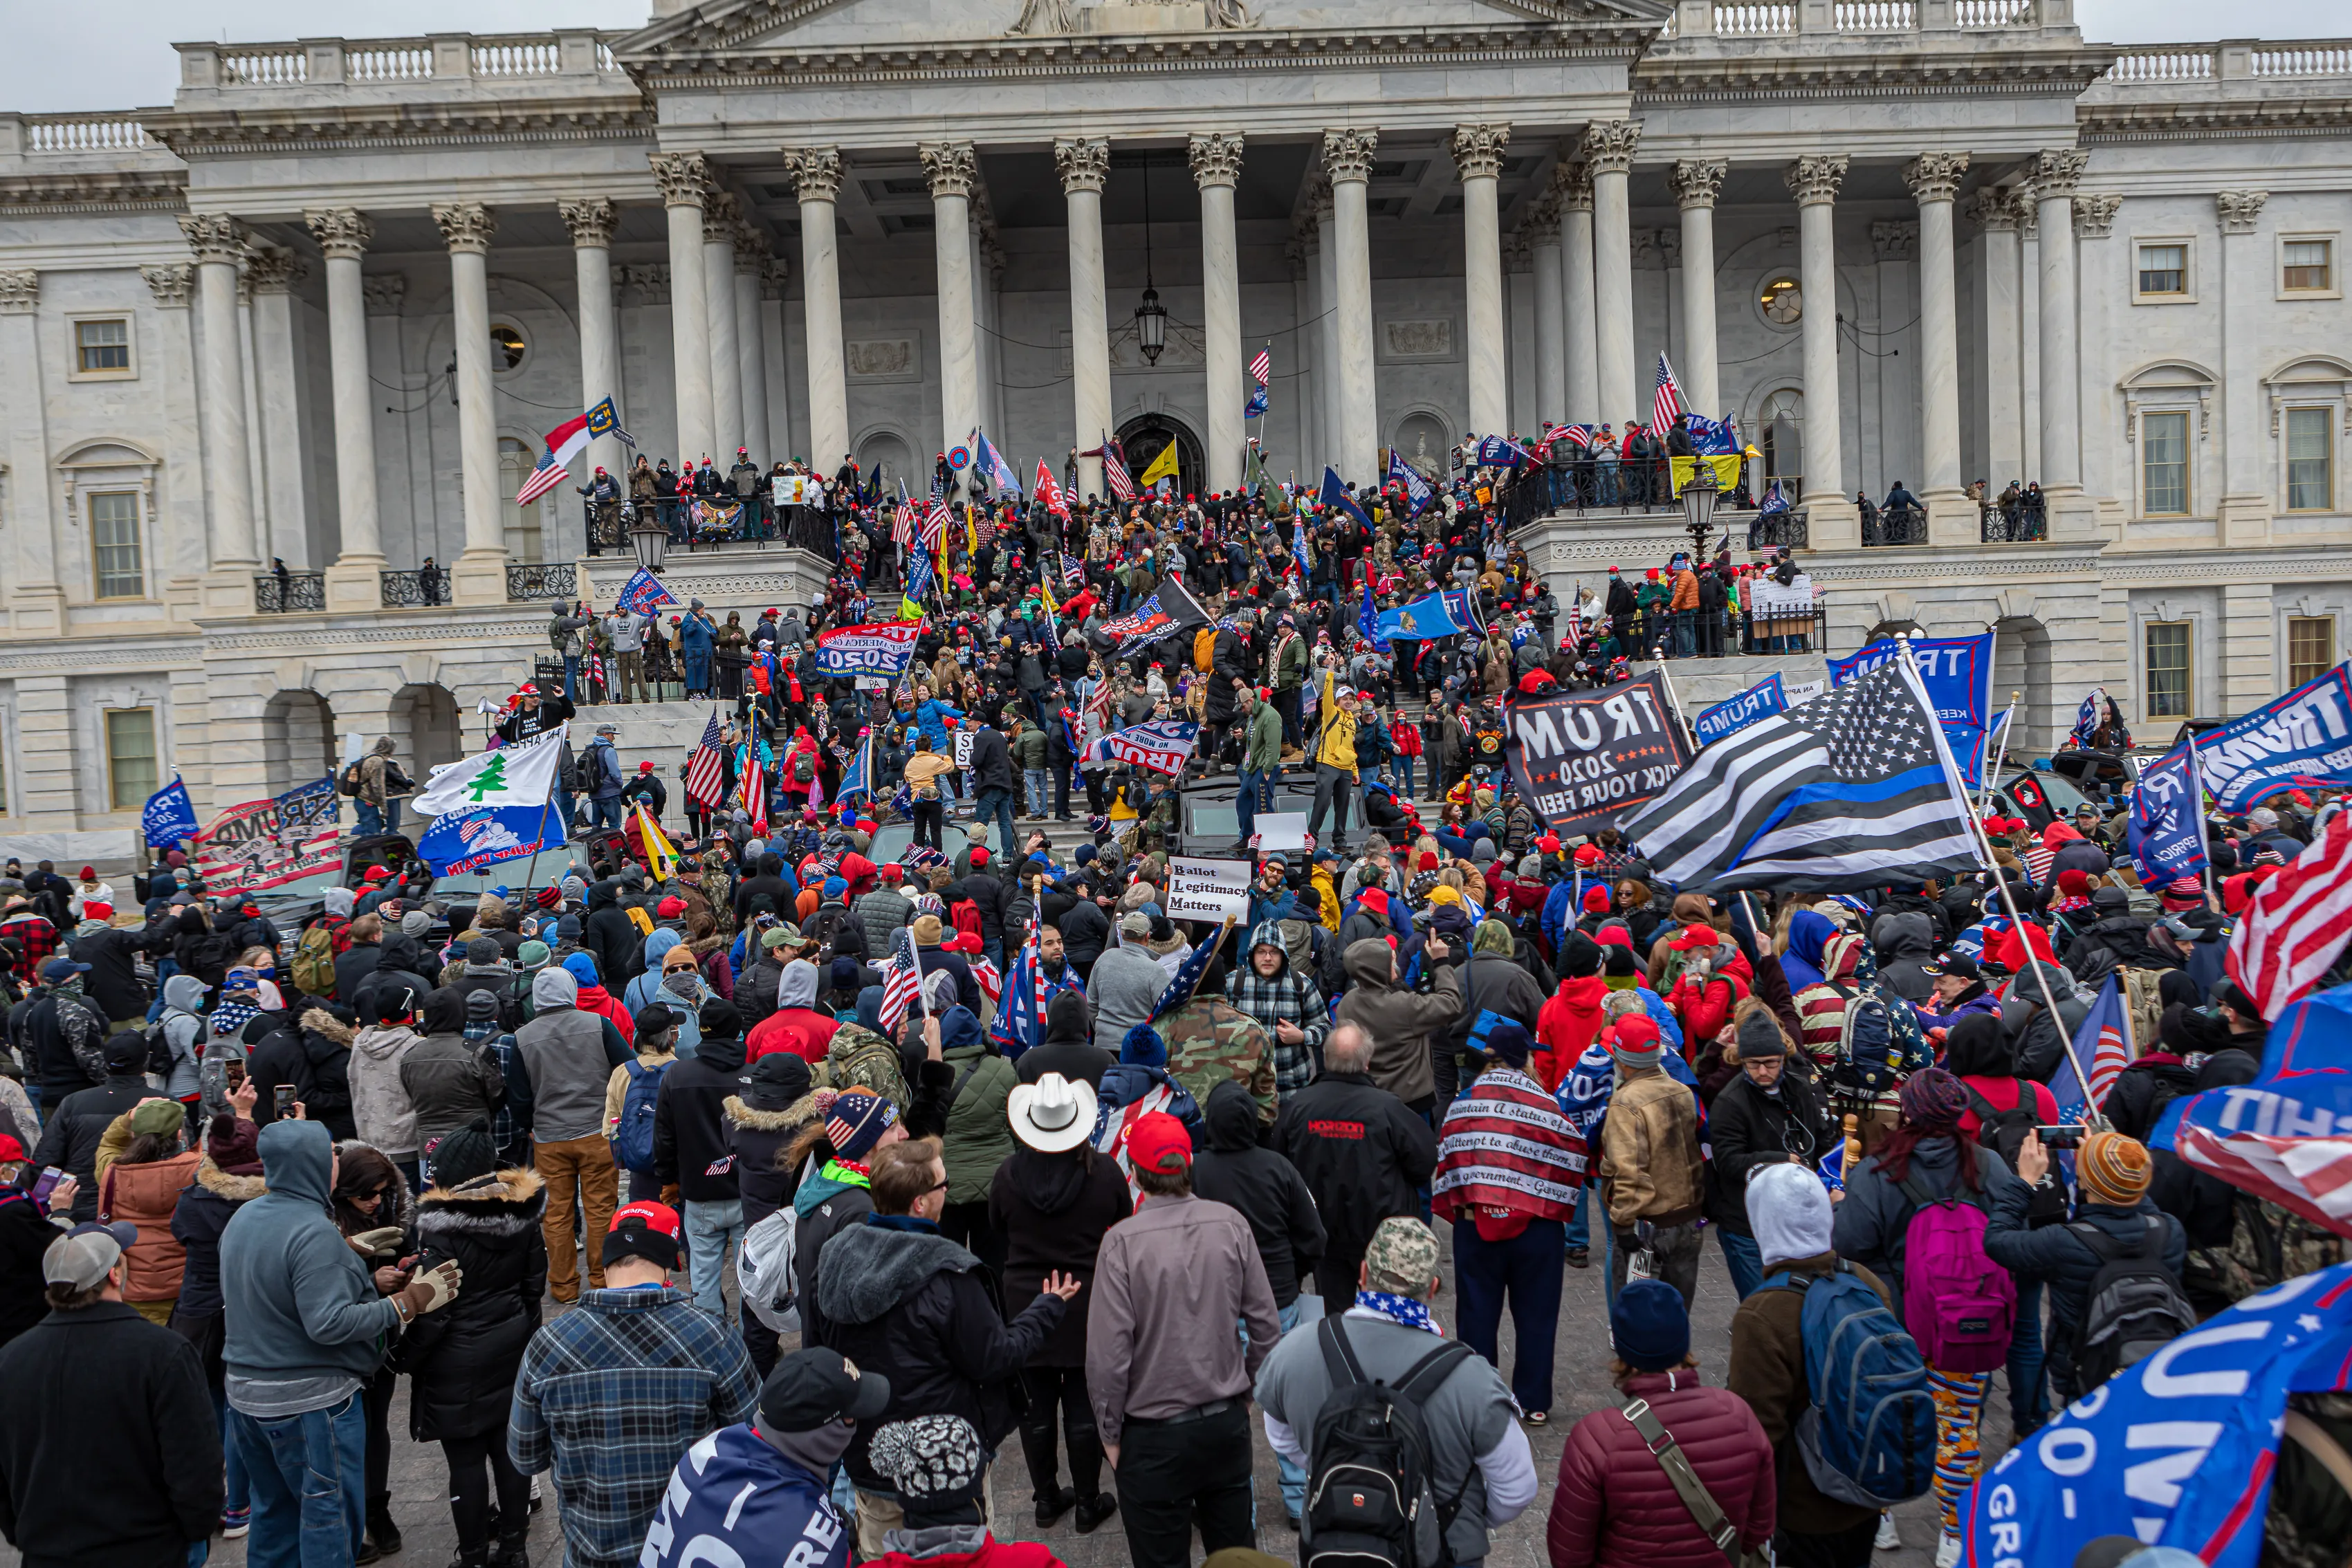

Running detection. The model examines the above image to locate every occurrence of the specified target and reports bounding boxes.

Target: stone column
[652,153,715,468]
[246,251,311,569]
[0,270,62,628]
[1296,225,1323,471]
[1971,187,2026,493]
[1056,136,1112,499]
[760,255,793,460]
[1902,154,1972,542]
[735,228,771,465]
[1528,196,1565,427]
[559,198,625,510]
[1193,131,1247,493]
[433,202,507,603]
[179,214,261,607]
[1785,155,1856,543]
[304,210,386,603]
[1555,163,1598,426]
[784,149,847,473]
[1669,158,1727,420]
[1314,181,1341,469]
[2217,189,2272,546]
[922,142,980,463]
[1449,124,1511,439]
[1323,128,1380,484]
[2073,194,2122,517]
[701,194,741,466]
[2030,150,2088,525]
[1585,122,1641,428]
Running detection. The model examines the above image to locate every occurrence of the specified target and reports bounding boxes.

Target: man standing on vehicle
[1233,683,1283,856]
[585,724,629,834]
[356,737,408,837]
[1303,669,1358,855]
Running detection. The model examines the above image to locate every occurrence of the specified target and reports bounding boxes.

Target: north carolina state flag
[1034,459,1069,519]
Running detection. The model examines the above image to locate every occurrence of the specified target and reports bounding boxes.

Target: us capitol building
[0,0,2345,857]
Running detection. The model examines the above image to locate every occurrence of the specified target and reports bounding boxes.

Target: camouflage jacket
[1159,996,1278,1123]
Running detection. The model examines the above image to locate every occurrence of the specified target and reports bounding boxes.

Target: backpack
[1897,1172,2016,1374]
[614,1056,670,1173]
[1833,988,1902,1096]
[1763,1262,1937,1508]
[1964,1083,2068,1228]
[792,753,814,784]
[2071,1217,2196,1390]
[1303,1316,1477,1568]
[336,761,365,797]
[737,1208,800,1334]
[821,1025,913,1113]
[292,923,338,999]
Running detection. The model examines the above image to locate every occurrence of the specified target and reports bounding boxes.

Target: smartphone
[2033,1125,2088,1149]
[30,1166,66,1206]
[274,1085,296,1118]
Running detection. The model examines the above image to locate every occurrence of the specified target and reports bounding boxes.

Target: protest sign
[1501,672,1690,838]
[953,729,974,768]
[813,620,922,680]
[1167,856,1251,921]
[1745,573,1815,618]
[1251,813,1309,854]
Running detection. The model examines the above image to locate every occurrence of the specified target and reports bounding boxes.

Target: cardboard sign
[774,474,810,506]
[954,729,975,768]
[1167,856,1252,921]
[1250,813,1309,854]
[1502,672,1692,838]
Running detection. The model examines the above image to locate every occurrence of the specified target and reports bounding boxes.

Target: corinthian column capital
[304,208,374,260]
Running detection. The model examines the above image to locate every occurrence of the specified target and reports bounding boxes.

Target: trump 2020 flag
[1384,449,1435,516]
[412,728,568,820]
[992,930,1047,1058]
[1693,673,1789,748]
[1357,578,1388,652]
[836,730,872,805]
[2188,663,2352,811]
[1087,719,1199,777]
[615,568,675,616]
[141,775,201,849]
[2126,743,2209,885]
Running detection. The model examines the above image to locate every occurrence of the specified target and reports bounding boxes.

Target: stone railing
[1684,0,2036,38]
[182,33,627,91]
[2106,39,2352,84]
[21,114,150,153]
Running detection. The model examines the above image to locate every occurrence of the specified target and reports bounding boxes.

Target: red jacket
[1547,1368,1776,1567]
[1534,975,1610,1094]
[1663,950,1752,1058]
[746,1006,839,1065]
[574,981,634,1044]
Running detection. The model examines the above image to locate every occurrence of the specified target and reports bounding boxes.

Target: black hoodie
[1191,1080,1325,1309]
[654,1021,751,1203]
[986,1141,1130,1368]
[582,881,645,993]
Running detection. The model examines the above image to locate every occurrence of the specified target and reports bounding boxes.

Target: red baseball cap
[604,1201,683,1270]
[362,866,392,883]
[0,1134,25,1164]
[1125,1111,1193,1176]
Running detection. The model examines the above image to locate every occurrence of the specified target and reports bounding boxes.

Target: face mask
[760,1419,856,1475]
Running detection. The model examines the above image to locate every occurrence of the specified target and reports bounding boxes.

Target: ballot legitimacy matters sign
[1502,673,1691,838]
[1166,856,1252,921]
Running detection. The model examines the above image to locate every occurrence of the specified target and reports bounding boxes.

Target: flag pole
[2186,737,2221,914]
[1897,634,2102,1116]
[1977,692,2019,815]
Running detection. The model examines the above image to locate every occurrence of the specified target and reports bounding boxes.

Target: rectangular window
[2143,411,2191,515]
[104,708,157,813]
[2290,616,2335,689]
[2285,239,2335,293]
[2138,243,2187,295]
[2145,622,2192,719]
[89,491,144,599]
[2288,406,2334,512]
[73,317,129,373]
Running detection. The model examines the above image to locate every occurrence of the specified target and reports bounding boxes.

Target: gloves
[347,1227,405,1257]
[395,1261,463,1318]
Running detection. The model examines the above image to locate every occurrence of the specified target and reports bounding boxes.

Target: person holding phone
[0,1132,78,1349]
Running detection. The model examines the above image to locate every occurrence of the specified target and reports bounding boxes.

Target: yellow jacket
[1312,669,1357,772]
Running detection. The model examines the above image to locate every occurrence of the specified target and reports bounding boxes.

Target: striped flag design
[1652,351,1687,437]
[921,499,949,550]
[2227,813,2352,1021]
[1248,348,1271,385]
[1618,655,1981,892]
[685,710,727,807]
[1102,437,1135,501]
[879,925,925,1039]
[1430,1068,1588,1220]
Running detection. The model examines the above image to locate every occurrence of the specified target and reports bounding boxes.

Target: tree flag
[412,728,567,819]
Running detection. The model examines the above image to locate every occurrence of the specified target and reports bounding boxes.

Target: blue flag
[1290,515,1312,581]
[1243,384,1269,419]
[1384,449,1435,516]
[141,776,200,849]
[1963,1259,2352,1568]
[2187,663,2352,811]
[416,801,557,877]
[1376,590,1476,643]
[583,396,636,449]
[1828,632,2002,789]
[992,929,1047,1058]
[836,731,872,804]
[1319,466,1371,531]
[1357,576,1388,652]
[1684,415,1738,456]
[973,429,1023,498]
[2126,744,2209,885]
[616,567,675,616]
[1758,479,1790,515]
[1475,435,1534,468]
[1693,673,1788,747]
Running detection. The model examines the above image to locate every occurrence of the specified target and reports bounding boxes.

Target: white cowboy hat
[1006,1071,1099,1154]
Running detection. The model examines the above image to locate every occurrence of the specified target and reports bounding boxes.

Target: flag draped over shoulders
[1432,1067,1588,1225]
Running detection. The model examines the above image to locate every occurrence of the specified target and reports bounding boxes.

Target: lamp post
[629,508,670,573]
[1135,153,1166,365]
[1678,456,1720,563]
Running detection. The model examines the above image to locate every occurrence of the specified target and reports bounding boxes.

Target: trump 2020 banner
[813,620,922,680]
[1502,672,1690,839]
[2127,744,2209,882]
[2188,663,2352,811]
[192,791,342,894]
[1086,718,1200,777]
[1693,673,1788,747]
[1828,632,2003,788]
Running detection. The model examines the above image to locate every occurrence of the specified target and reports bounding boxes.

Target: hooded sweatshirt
[219,1119,405,1412]
[654,1021,752,1204]
[160,973,209,1104]
[349,1020,422,1161]
[745,961,839,1065]
[515,968,630,1143]
[1190,1080,1325,1308]
[623,929,686,1014]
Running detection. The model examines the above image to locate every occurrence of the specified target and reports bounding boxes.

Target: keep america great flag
[1619,653,1981,893]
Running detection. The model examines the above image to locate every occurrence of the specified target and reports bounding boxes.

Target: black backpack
[1304,1316,1476,1568]
[2070,1217,2196,1391]
[1964,1084,2068,1228]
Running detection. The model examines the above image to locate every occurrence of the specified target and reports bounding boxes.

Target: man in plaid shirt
[463,990,533,1166]
[1224,921,1330,1095]
[508,1202,758,1568]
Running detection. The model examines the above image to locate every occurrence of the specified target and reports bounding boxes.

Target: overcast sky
[6,0,2344,114]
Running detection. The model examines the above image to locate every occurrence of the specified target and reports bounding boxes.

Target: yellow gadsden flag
[1138,441,1181,488]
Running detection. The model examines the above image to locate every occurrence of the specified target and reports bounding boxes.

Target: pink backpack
[1897,1171,2016,1374]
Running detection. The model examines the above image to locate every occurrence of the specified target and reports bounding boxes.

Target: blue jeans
[1718,1228,1765,1302]
[974,786,1019,865]
[1565,1184,1590,1251]
[1453,1217,1565,1417]
[1023,768,1051,819]
[212,1383,250,1516]
[562,654,581,703]
[1393,754,1415,800]
[230,1394,367,1568]
[1274,1300,1307,1518]
[591,795,625,833]
[684,1197,744,1320]
[1235,766,1269,847]
[2008,1278,2048,1430]
[354,801,384,838]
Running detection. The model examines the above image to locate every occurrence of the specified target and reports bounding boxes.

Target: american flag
[515,445,569,508]
[971,950,1003,1012]
[1248,348,1271,385]
[1061,553,1083,588]
[892,499,915,546]
[1651,351,1687,441]
[740,720,768,834]
[1559,423,1594,450]
[685,710,727,808]
[921,499,949,550]
[1102,437,1135,502]
[2049,971,2132,1127]
[878,926,925,1038]
[2228,813,2352,1021]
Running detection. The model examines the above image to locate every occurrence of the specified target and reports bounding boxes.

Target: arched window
[1758,388,1803,500]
